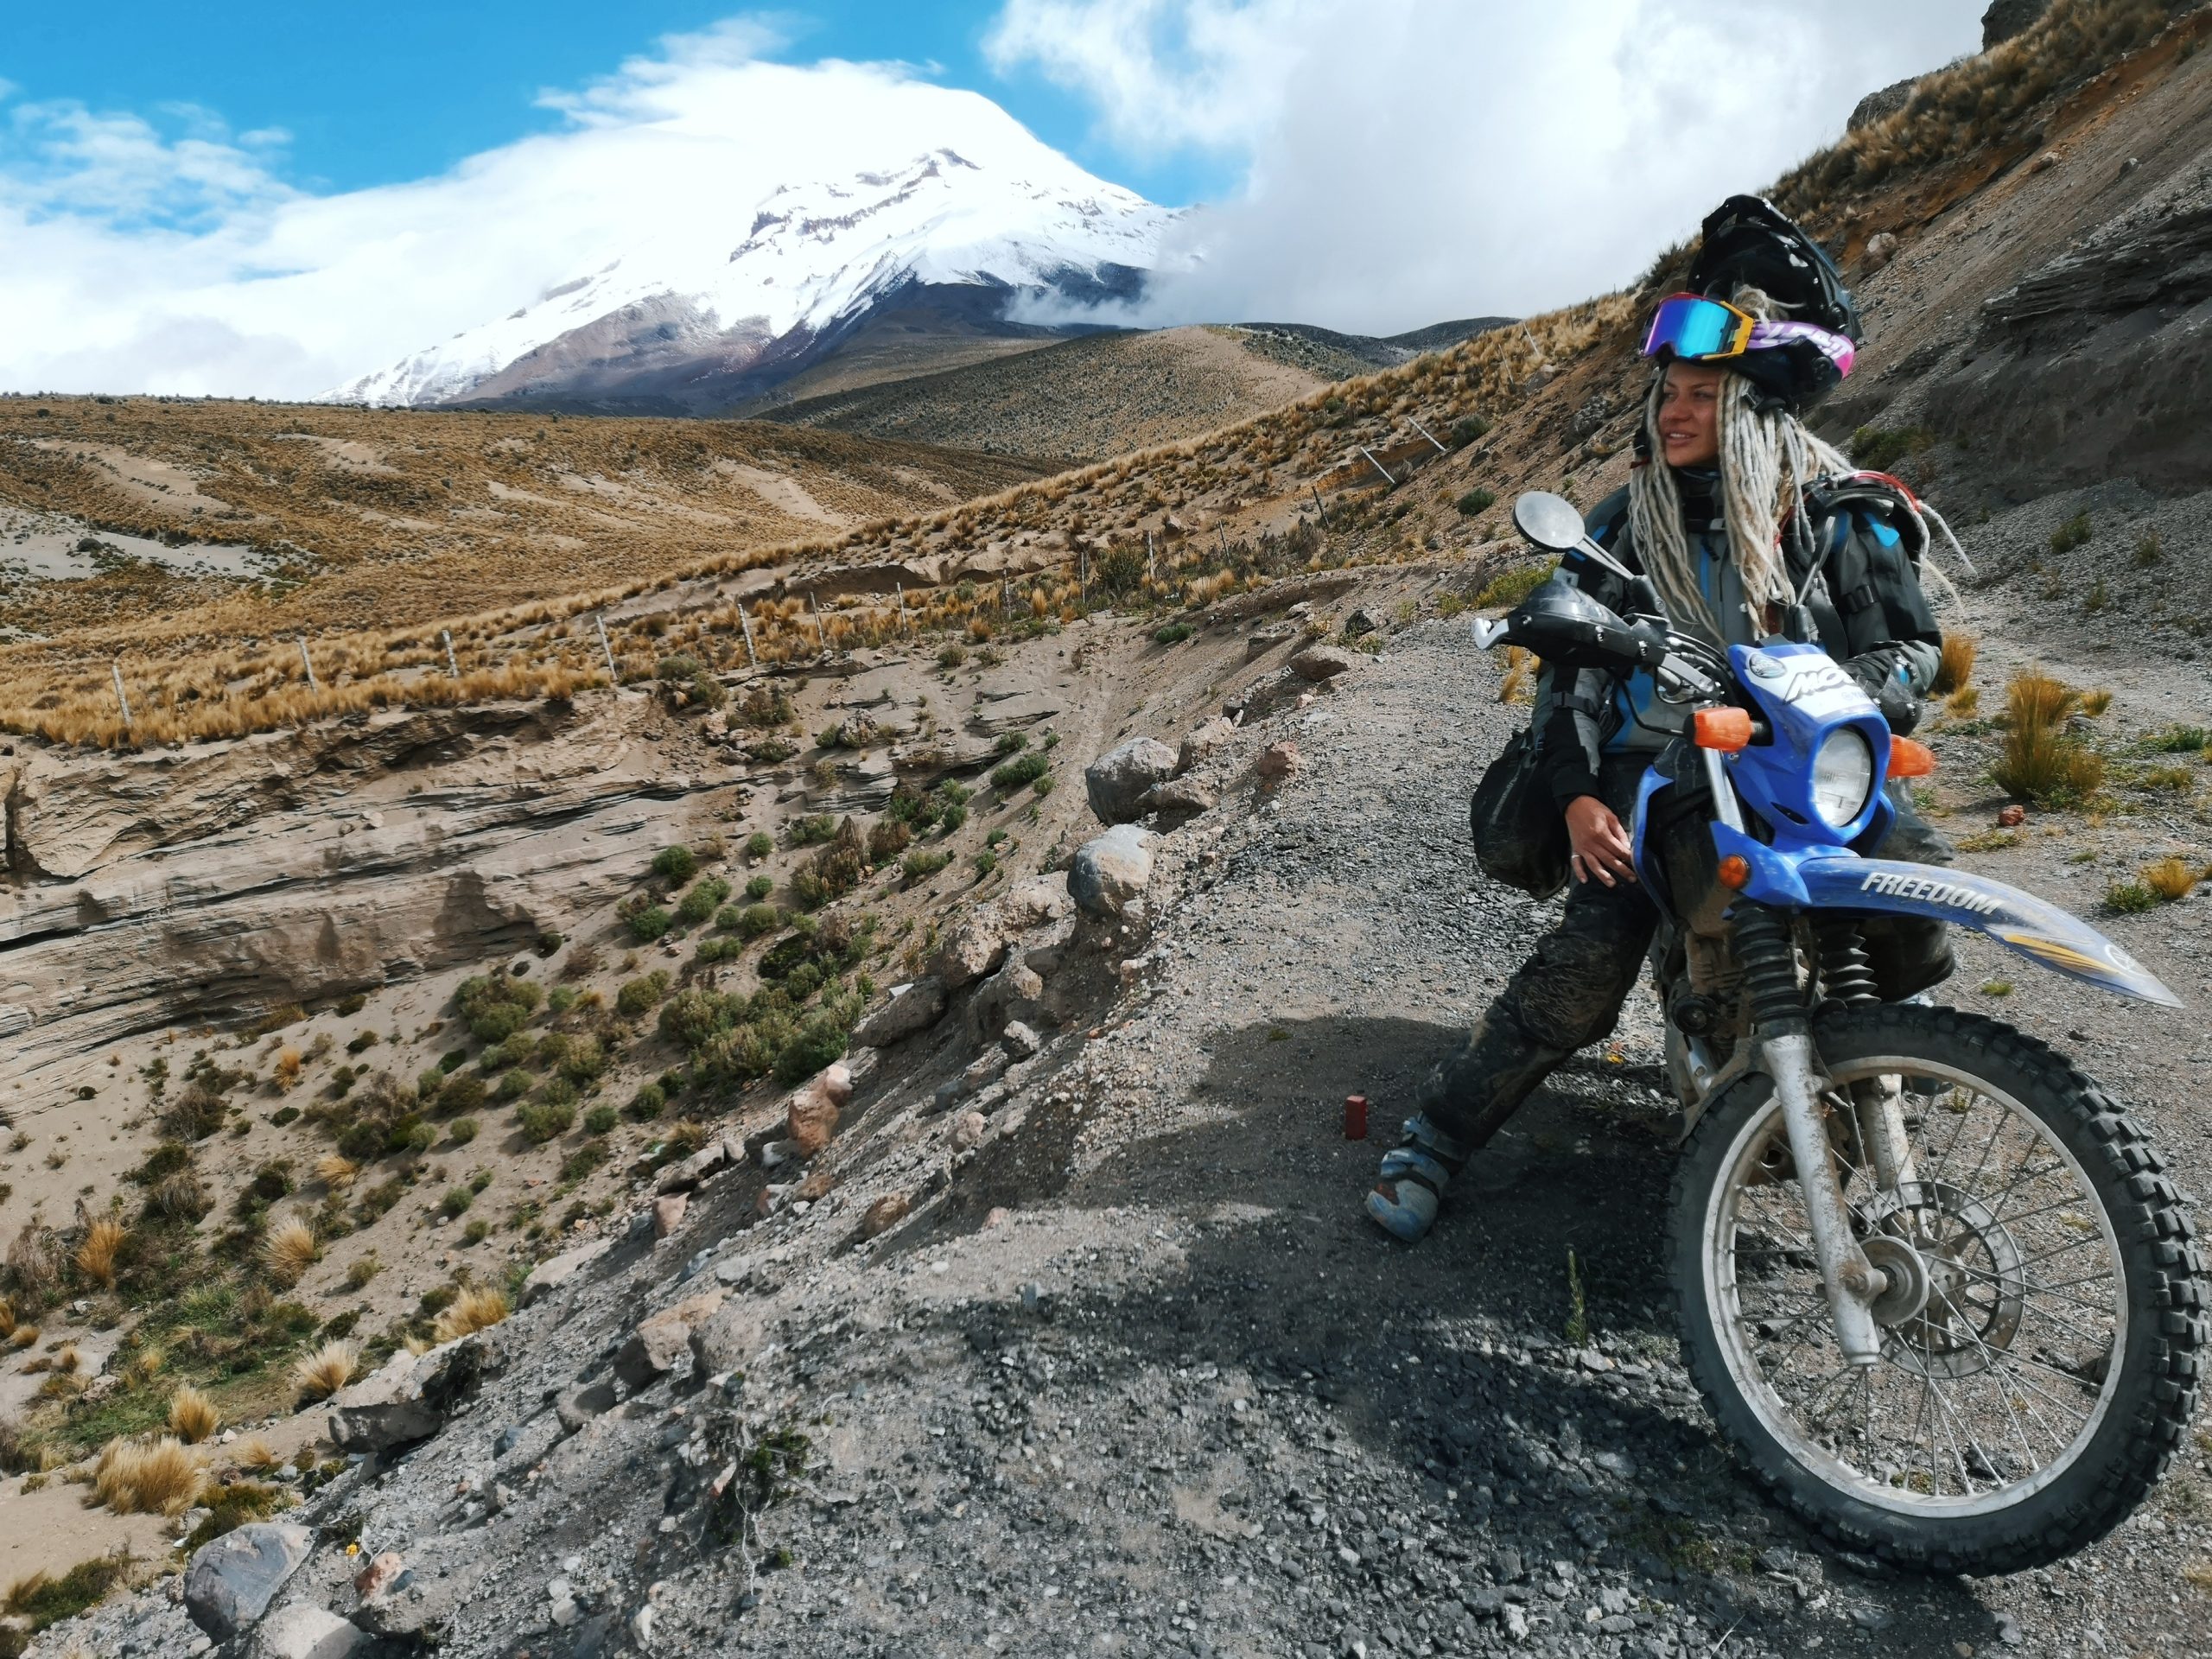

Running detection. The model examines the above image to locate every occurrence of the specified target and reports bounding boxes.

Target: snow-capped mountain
[326,83,1174,413]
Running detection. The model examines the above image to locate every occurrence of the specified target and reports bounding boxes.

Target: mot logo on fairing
[1859,870,2005,914]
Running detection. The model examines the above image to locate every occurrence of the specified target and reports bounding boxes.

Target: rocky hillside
[753,321,1515,466]
[4,2,2212,1652]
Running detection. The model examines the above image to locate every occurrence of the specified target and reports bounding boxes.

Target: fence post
[440,629,460,679]
[1357,446,1396,488]
[1408,416,1449,456]
[297,637,318,692]
[594,613,618,678]
[1077,544,1087,605]
[735,607,760,668]
[1146,531,1155,582]
[1309,483,1326,524]
[111,661,131,729]
[894,582,908,635]
[810,591,826,655]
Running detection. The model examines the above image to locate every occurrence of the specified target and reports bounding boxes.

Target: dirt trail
[46,568,2207,1659]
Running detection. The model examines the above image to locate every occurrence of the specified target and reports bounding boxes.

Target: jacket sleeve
[1529,502,1637,809]
[1827,505,1942,726]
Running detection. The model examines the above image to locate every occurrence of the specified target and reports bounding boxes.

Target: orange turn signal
[1889,735,1936,778]
[1693,708,1753,752]
[1717,855,1751,890]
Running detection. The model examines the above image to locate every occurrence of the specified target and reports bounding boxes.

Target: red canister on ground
[1344,1094,1369,1140]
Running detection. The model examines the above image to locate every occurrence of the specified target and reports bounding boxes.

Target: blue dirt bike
[1470,492,2202,1573]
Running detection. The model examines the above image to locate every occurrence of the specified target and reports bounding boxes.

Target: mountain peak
[325,91,1173,414]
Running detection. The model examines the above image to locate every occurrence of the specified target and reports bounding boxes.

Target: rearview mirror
[1513,492,1588,553]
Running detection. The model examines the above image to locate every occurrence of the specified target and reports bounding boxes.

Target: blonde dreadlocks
[1625,287,1853,644]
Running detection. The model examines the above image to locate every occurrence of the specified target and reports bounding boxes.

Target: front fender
[1797,854,2182,1007]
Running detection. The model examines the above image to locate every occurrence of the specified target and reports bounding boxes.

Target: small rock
[851,976,948,1047]
[1001,1020,1041,1060]
[248,1603,367,1659]
[1256,741,1301,782]
[631,1603,657,1647]
[950,1112,988,1154]
[183,1522,316,1640]
[1996,804,2025,828]
[656,1135,743,1196]
[353,1552,405,1599]
[553,1381,617,1433]
[1178,718,1236,773]
[652,1194,689,1240]
[786,1065,853,1157]
[1084,736,1179,825]
[961,1047,1010,1092]
[1342,609,1377,639]
[1069,823,1156,918]
[1863,231,1900,270]
[615,1292,728,1389]
[860,1193,911,1239]
[1245,626,1297,662]
[519,1236,612,1306]
[1135,774,1218,824]
[1289,645,1356,681]
[1502,1605,1530,1642]
[2028,149,2062,175]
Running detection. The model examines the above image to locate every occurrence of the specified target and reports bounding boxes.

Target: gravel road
[45,588,2209,1659]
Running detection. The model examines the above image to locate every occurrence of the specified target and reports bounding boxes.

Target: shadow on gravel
[911,1014,2006,1656]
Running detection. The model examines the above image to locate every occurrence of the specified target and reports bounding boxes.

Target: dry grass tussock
[1932,631,1976,696]
[1992,667,2106,807]
[166,1383,218,1444]
[430,1286,510,1344]
[72,1218,126,1291]
[291,1339,359,1403]
[260,1216,320,1286]
[92,1435,204,1516]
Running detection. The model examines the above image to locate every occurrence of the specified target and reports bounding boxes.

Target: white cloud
[988,0,1986,333]
[0,22,982,398]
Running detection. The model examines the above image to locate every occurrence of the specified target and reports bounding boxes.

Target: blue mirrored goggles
[1641,292,1756,361]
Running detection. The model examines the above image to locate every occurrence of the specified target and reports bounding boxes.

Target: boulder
[950,1112,988,1154]
[1863,232,1900,272]
[655,1135,744,1196]
[785,1065,853,1157]
[850,976,947,1047]
[1289,645,1356,682]
[652,1194,689,1239]
[1136,775,1217,824]
[519,1237,612,1307]
[1001,878,1072,930]
[615,1291,728,1389]
[1001,1020,1042,1061]
[327,1331,503,1453]
[931,912,1014,988]
[553,1380,617,1433]
[1847,76,1916,132]
[1256,741,1301,783]
[353,1554,405,1600]
[859,1193,911,1239]
[353,1549,484,1640]
[1068,824,1155,919]
[1084,737,1179,825]
[184,1522,316,1639]
[249,1603,367,1659]
[964,957,1045,1044]
[1176,718,1236,774]
[1982,0,2049,50]
[1341,609,1378,639]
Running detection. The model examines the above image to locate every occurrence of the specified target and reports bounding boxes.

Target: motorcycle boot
[1364,1111,1472,1242]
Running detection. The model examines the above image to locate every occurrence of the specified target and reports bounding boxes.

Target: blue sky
[0,2,1985,397]
[1,1,1230,214]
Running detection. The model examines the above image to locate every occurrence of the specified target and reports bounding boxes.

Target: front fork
[1735,903,1891,1366]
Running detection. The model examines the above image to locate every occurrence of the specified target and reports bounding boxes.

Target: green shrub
[616,971,672,1019]
[659,987,738,1052]
[559,1142,609,1184]
[1474,563,1555,609]
[743,874,774,901]
[651,845,698,884]
[995,731,1029,755]
[626,905,672,943]
[773,1010,851,1086]
[991,753,1050,791]
[743,831,774,859]
[902,849,952,882]
[557,1037,607,1084]
[626,1083,667,1122]
[2050,512,2092,555]
[447,1116,480,1146]
[865,817,911,866]
[516,1101,575,1144]
[346,1030,378,1055]
[1451,414,1491,447]
[736,903,780,938]
[467,1002,528,1045]
[1154,622,1193,645]
[583,1105,619,1135]
[495,1070,531,1103]
[1848,425,1931,472]
[737,683,793,728]
[437,1049,467,1074]
[462,1219,491,1246]
[788,814,837,848]
[2106,880,2156,915]
[1454,487,1497,518]
[677,876,731,925]
[435,1073,486,1117]
[439,1186,474,1218]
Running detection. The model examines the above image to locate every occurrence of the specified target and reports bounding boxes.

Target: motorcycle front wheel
[1670,1002,2203,1573]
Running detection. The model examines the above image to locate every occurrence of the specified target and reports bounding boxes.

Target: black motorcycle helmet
[1684,194,1863,412]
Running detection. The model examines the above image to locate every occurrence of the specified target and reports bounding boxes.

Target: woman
[1368,201,1954,1243]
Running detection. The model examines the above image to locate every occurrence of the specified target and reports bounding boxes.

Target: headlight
[1811,728,1875,828]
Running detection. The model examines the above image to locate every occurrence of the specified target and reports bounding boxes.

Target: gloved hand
[1847,650,1924,734]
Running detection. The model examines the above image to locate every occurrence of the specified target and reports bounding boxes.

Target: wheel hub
[1862,1235,1931,1328]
